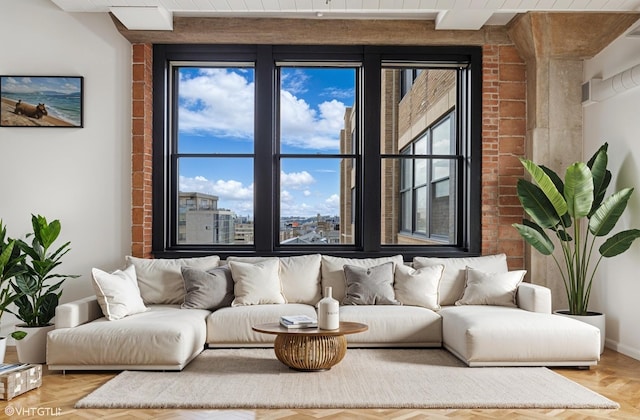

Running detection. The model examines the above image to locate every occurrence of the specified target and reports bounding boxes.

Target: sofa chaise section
[47,297,210,371]
[439,284,601,367]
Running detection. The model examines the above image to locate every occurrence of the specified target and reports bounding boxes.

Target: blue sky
[177,66,355,218]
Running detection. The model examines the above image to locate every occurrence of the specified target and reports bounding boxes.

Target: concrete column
[508,12,639,309]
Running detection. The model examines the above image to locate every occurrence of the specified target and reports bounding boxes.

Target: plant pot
[14,324,55,364]
[0,336,7,363]
[554,310,605,354]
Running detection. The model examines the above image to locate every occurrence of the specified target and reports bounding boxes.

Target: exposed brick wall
[131,43,153,258]
[482,44,526,270]
[131,43,526,266]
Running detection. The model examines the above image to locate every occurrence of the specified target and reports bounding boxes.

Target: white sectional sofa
[46,253,601,371]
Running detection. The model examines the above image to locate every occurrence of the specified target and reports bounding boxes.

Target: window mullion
[254,45,275,253]
[362,53,381,252]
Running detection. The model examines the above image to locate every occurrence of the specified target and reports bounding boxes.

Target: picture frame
[0,76,83,128]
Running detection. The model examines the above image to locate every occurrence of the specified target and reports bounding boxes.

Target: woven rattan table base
[273,334,347,371]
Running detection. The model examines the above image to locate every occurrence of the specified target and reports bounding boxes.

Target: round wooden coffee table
[252,321,368,372]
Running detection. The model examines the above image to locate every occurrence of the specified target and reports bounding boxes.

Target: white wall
[0,0,131,336]
[583,24,640,360]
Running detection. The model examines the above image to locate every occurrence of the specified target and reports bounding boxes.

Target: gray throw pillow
[342,262,401,305]
[181,266,234,311]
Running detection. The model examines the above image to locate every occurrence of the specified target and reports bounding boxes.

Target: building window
[153,45,481,258]
[398,113,455,243]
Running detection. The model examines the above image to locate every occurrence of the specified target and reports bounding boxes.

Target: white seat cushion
[339,305,442,346]
[439,305,601,366]
[207,304,317,345]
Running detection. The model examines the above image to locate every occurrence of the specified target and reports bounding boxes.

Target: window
[153,45,481,258]
[397,112,455,243]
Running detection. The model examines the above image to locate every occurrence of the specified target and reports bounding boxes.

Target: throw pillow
[342,262,401,305]
[181,266,234,311]
[413,253,508,306]
[91,265,148,321]
[228,259,286,306]
[125,255,221,305]
[455,267,527,307]
[394,264,444,310]
[226,254,322,305]
[321,255,404,302]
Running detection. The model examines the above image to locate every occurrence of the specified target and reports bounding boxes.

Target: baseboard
[605,338,640,361]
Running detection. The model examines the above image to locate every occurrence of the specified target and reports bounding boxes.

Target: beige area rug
[75,348,618,409]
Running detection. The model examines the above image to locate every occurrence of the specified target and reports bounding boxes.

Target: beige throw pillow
[413,253,508,306]
[91,265,147,321]
[455,267,526,307]
[126,255,221,305]
[227,254,321,304]
[394,264,444,310]
[228,259,286,306]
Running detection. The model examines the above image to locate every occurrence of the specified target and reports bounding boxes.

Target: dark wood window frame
[152,44,482,260]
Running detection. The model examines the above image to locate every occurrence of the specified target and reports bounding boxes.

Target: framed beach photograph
[0,76,83,127]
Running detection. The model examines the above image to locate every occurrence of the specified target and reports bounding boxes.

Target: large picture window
[153,45,481,258]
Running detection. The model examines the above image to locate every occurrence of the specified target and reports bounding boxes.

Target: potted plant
[513,143,640,353]
[7,215,78,364]
[0,220,25,363]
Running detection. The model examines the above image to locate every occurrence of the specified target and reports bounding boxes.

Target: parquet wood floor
[1,347,639,419]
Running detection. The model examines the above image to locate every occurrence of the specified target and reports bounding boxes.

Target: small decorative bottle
[318,286,339,330]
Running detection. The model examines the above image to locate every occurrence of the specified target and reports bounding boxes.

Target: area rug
[75,348,618,409]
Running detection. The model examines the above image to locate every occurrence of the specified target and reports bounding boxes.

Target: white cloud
[281,69,309,95]
[279,92,346,150]
[325,194,340,207]
[303,190,311,197]
[281,170,315,189]
[281,190,293,203]
[179,175,253,214]
[178,69,254,139]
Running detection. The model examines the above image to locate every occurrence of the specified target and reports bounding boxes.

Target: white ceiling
[50,0,640,30]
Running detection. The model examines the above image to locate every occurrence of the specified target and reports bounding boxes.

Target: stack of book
[0,363,27,375]
[280,315,318,329]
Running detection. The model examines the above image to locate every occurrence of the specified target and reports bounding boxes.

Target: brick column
[482,44,526,270]
[131,43,153,258]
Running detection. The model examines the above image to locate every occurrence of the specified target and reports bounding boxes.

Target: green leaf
[564,162,594,219]
[10,331,27,340]
[589,188,634,237]
[516,179,561,229]
[513,220,555,255]
[521,159,568,217]
[557,229,573,242]
[599,229,640,257]
[0,240,15,275]
[37,293,59,325]
[31,214,61,252]
[587,146,610,216]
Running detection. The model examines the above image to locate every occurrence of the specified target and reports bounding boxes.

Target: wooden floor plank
[1,348,639,419]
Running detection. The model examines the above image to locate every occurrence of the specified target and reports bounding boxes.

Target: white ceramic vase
[555,310,605,354]
[318,287,339,330]
[15,324,55,364]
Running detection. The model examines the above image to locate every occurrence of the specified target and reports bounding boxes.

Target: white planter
[0,336,7,363]
[555,310,605,354]
[15,324,55,364]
